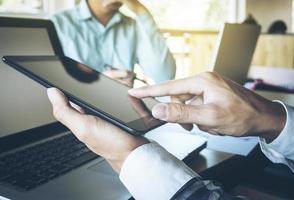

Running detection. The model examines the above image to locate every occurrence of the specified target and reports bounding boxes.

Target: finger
[128,96,150,117]
[102,0,120,7]
[69,102,85,114]
[171,96,183,104]
[104,70,134,79]
[118,77,134,87]
[170,96,194,131]
[171,94,194,104]
[128,77,204,98]
[180,123,194,131]
[47,88,87,134]
[151,103,208,125]
[197,125,220,135]
[189,95,204,106]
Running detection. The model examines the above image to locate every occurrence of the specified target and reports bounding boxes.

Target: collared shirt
[119,103,294,199]
[120,142,245,200]
[50,0,176,83]
[260,102,294,172]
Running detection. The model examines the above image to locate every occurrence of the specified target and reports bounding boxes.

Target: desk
[257,91,294,106]
[182,146,272,192]
[186,149,234,173]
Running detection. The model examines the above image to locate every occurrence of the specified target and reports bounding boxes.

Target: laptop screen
[0,26,58,139]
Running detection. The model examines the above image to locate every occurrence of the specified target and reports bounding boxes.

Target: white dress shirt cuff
[119,142,198,200]
[259,101,294,171]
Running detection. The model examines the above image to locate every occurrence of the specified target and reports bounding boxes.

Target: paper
[0,196,10,200]
[145,123,207,160]
[207,135,259,156]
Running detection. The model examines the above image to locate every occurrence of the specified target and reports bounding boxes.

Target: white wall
[0,0,76,18]
[246,0,293,33]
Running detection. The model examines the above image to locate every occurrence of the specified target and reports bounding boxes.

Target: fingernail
[47,88,56,104]
[152,103,168,120]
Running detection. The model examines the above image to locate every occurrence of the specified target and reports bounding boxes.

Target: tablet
[3,56,165,135]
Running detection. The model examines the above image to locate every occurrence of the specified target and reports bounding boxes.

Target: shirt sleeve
[119,142,247,200]
[119,142,198,200]
[171,178,248,200]
[259,102,294,172]
[134,13,176,83]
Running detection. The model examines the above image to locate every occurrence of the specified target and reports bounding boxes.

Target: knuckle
[171,96,181,103]
[168,104,189,122]
[179,105,190,122]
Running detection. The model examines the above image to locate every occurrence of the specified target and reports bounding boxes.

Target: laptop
[210,23,261,84]
[0,17,130,200]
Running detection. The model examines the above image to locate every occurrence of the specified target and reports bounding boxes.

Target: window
[0,0,46,15]
[140,0,236,30]
[0,0,77,18]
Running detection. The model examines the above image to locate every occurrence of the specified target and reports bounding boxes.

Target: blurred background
[0,0,293,79]
[0,2,294,199]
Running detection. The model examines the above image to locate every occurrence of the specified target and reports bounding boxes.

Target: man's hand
[119,0,148,14]
[47,88,148,173]
[129,72,286,142]
[103,69,136,87]
[102,0,148,15]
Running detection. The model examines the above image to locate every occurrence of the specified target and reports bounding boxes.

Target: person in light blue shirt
[51,0,176,86]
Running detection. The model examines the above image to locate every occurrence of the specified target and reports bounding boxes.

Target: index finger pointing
[128,77,204,98]
[104,70,133,79]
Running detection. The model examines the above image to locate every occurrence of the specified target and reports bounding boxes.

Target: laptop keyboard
[0,134,99,191]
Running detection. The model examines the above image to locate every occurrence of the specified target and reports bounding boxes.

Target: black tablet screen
[6,56,161,132]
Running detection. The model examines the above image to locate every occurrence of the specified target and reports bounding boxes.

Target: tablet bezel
[3,55,165,135]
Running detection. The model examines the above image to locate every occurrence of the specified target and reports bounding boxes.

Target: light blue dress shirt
[51,0,176,83]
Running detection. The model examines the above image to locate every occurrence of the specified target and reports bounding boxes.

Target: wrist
[254,101,286,143]
[107,137,149,173]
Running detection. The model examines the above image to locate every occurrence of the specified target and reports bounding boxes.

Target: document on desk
[0,196,10,200]
[191,126,259,156]
[207,135,259,156]
[145,123,207,160]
